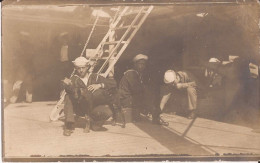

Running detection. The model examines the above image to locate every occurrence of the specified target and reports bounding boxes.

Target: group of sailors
[62,53,204,136]
[3,30,258,136]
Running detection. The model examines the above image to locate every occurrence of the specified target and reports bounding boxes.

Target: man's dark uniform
[119,68,169,125]
[63,73,117,130]
[119,69,144,121]
[205,58,250,110]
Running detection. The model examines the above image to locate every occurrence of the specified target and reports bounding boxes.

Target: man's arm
[62,78,74,94]
[97,75,117,89]
[125,71,144,95]
[87,74,117,92]
[204,62,229,77]
[160,93,171,111]
[176,71,198,89]
[176,82,196,89]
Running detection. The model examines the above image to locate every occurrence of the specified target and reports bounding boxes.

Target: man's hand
[62,78,72,86]
[160,93,171,111]
[176,83,185,89]
[188,82,196,87]
[87,84,102,93]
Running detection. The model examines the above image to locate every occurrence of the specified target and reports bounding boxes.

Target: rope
[80,14,100,57]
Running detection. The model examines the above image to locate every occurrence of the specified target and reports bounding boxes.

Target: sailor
[118,54,148,122]
[10,31,34,103]
[205,58,222,88]
[204,56,250,111]
[118,54,169,125]
[62,56,117,136]
[160,70,198,119]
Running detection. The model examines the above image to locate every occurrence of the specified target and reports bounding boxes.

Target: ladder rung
[103,41,127,45]
[112,25,137,30]
[91,56,117,60]
[102,57,117,60]
[122,10,146,17]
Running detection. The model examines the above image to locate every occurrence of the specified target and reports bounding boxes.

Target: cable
[80,14,100,57]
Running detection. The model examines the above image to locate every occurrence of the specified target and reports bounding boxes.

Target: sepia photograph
[2,0,260,161]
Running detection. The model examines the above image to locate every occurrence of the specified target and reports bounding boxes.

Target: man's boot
[121,110,126,128]
[111,104,126,128]
[91,121,108,131]
[63,122,73,136]
[84,114,91,133]
[187,110,196,119]
[111,104,117,126]
[153,117,169,126]
[132,108,141,122]
[152,108,169,126]
[26,90,32,103]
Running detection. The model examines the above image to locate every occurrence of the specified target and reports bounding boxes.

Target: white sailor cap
[164,70,177,84]
[133,54,148,62]
[60,32,68,37]
[209,58,220,63]
[72,57,90,67]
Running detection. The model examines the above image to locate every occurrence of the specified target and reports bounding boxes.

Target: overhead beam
[2,0,258,6]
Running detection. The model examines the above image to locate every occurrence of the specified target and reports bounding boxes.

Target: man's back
[177,70,198,85]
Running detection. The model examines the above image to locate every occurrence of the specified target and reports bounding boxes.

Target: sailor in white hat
[72,57,91,78]
[132,54,148,74]
[160,69,198,119]
[62,56,90,86]
[62,56,117,136]
[205,57,222,88]
[132,54,148,62]
[164,70,177,84]
[209,57,220,63]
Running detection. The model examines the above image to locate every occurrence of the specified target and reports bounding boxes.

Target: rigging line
[80,13,100,57]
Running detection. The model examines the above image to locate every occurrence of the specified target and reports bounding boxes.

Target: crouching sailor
[62,56,117,136]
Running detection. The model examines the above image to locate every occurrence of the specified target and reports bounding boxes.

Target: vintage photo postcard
[2,0,260,161]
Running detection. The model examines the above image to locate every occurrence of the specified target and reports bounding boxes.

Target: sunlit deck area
[3,101,260,160]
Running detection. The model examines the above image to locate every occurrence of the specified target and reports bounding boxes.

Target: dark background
[2,3,259,103]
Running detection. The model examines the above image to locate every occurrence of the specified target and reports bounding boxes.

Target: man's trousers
[64,89,113,126]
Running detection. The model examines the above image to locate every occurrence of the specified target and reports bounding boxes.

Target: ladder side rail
[110,6,129,29]
[110,6,122,25]
[103,6,154,77]
[97,6,147,75]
